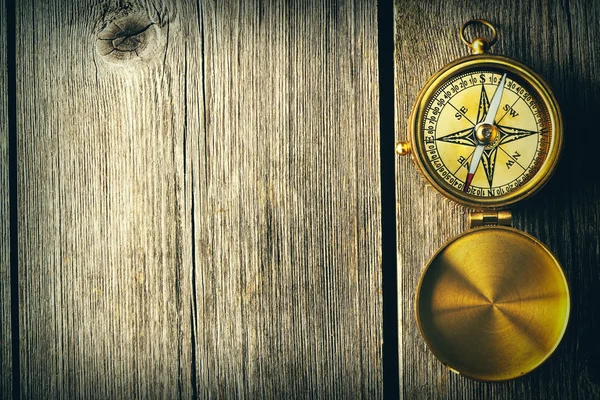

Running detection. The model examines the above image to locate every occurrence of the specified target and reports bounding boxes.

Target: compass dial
[410,60,562,208]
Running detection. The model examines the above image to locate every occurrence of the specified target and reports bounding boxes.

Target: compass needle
[463,73,506,192]
[484,73,507,125]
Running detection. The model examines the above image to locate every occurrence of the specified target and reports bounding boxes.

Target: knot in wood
[97,14,162,64]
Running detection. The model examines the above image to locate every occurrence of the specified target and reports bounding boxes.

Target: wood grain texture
[16,0,382,397]
[394,0,600,398]
[192,1,382,397]
[1,0,12,398]
[17,1,193,397]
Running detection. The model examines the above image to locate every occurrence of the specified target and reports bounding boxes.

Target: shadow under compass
[514,27,600,389]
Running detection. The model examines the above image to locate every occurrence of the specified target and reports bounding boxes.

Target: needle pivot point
[475,123,498,144]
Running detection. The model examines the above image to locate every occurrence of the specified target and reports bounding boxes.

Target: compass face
[412,60,562,208]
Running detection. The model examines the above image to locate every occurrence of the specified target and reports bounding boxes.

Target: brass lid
[415,226,570,381]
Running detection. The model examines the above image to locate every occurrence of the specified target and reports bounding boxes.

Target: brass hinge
[469,210,512,228]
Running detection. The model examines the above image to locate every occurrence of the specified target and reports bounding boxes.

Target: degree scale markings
[421,70,552,197]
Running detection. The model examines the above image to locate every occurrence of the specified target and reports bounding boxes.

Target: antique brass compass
[397,20,569,381]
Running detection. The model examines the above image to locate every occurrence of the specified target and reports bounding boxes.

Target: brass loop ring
[460,19,498,50]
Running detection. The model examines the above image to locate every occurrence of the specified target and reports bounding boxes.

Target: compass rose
[436,74,539,191]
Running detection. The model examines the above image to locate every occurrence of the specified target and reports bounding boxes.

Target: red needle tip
[464,173,474,192]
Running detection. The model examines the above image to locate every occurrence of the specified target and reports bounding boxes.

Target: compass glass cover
[415,65,560,207]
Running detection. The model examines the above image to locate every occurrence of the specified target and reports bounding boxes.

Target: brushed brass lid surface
[416,226,570,381]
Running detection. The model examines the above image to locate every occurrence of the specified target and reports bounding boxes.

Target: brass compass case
[398,20,570,382]
[407,56,562,209]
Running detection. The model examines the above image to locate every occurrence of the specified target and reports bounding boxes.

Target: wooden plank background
[9,0,600,398]
[395,0,600,398]
[14,0,382,398]
[1,0,13,397]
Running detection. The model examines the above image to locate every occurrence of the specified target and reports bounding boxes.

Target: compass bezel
[408,54,563,209]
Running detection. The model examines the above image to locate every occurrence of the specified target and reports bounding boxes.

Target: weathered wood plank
[1,0,12,397]
[192,1,382,397]
[395,0,600,398]
[17,1,193,397]
[17,0,382,397]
